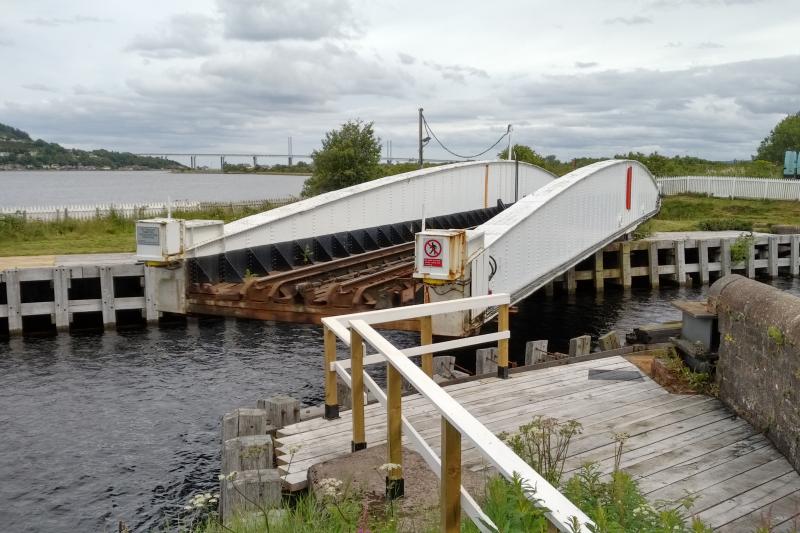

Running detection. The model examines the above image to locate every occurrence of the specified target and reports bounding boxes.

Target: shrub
[696,218,753,231]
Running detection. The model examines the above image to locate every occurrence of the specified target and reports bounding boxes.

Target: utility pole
[418,107,424,168]
[506,124,513,160]
[288,136,293,166]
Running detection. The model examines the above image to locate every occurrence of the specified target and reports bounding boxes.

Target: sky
[1,0,799,162]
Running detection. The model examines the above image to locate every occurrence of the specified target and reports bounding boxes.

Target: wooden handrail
[349,317,593,532]
[320,293,593,532]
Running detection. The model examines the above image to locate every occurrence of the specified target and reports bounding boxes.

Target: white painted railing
[320,294,594,533]
[0,197,297,221]
[657,176,800,200]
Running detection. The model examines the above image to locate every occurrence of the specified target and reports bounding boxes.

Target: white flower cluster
[184,492,219,510]
[318,477,343,499]
[217,472,237,481]
[377,462,402,473]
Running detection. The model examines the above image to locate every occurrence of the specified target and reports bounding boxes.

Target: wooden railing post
[350,329,366,451]
[497,303,509,379]
[441,417,461,532]
[420,315,433,377]
[323,326,339,419]
[386,364,404,499]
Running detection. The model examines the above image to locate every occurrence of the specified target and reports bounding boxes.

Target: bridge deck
[276,356,800,531]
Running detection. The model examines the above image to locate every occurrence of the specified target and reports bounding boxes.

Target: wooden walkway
[276,356,800,531]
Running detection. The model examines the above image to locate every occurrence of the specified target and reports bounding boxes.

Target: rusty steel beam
[187,242,422,325]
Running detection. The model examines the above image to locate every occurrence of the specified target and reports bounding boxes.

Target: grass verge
[0,202,284,256]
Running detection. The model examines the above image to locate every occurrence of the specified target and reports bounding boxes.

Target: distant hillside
[0,123,184,170]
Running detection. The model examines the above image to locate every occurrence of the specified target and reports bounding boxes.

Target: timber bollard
[475,347,498,375]
[598,331,621,351]
[220,469,281,524]
[222,408,269,442]
[222,435,273,474]
[525,340,548,365]
[257,395,300,430]
[569,335,591,357]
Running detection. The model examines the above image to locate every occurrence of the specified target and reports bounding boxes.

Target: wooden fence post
[441,417,461,532]
[420,315,433,377]
[386,364,404,499]
[497,303,509,379]
[350,329,366,451]
[324,326,339,420]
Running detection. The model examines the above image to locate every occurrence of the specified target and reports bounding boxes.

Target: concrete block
[598,331,621,351]
[475,348,498,375]
[222,435,274,474]
[569,335,591,357]
[222,408,268,442]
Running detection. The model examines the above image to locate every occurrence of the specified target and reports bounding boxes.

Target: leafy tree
[301,119,381,197]
[756,112,800,163]
[498,144,547,166]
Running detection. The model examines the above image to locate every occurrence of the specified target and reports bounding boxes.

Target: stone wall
[708,274,800,472]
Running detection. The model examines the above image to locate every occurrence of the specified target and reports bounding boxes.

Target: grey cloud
[651,0,765,7]
[219,0,359,41]
[604,16,652,25]
[398,52,416,65]
[665,41,683,48]
[21,83,56,92]
[424,61,489,84]
[501,55,800,159]
[697,41,724,48]
[575,61,598,69]
[0,38,13,47]
[24,15,111,27]
[127,14,217,59]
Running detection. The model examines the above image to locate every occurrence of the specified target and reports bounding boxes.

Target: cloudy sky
[1,0,798,162]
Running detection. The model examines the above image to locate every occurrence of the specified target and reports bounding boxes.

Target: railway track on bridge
[187,242,421,327]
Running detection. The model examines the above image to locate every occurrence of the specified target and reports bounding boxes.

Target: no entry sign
[423,238,443,267]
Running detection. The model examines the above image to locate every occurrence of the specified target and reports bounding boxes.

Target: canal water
[0,170,307,207]
[1,278,799,532]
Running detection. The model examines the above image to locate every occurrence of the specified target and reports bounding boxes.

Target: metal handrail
[319,293,594,532]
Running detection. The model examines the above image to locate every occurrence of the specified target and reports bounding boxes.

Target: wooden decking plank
[272,355,800,528]
[566,398,723,456]
[648,455,793,508]
[567,417,758,478]
[404,378,665,438]
[276,359,633,441]
[698,472,800,528]
[277,361,642,446]
[618,421,761,476]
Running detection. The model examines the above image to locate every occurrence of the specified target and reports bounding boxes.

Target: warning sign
[424,239,442,257]
[423,238,443,267]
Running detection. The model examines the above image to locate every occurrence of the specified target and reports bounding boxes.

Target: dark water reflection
[1,278,798,532]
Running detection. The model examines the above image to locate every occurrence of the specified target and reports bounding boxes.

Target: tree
[755,113,800,163]
[301,119,381,197]
[497,144,547,167]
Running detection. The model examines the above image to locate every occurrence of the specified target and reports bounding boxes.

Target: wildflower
[377,462,402,473]
[287,444,301,455]
[318,477,343,499]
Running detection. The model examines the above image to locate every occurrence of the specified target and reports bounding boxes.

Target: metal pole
[515,158,519,202]
[288,136,293,166]
[418,107,424,168]
[506,124,513,160]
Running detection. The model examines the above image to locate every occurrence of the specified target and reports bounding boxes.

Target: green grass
[0,202,285,256]
[639,194,800,235]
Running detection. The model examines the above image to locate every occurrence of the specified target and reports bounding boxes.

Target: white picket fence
[0,196,298,222]
[657,176,800,201]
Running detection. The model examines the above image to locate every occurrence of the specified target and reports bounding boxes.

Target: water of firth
[2,279,799,532]
[0,171,307,207]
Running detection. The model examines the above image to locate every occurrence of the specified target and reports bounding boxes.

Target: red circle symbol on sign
[424,239,442,258]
